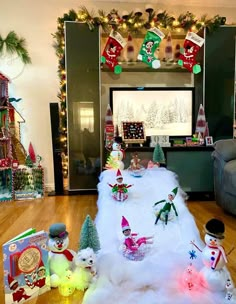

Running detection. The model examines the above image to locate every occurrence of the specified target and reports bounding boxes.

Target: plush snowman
[110,142,124,170]
[48,223,76,288]
[192,218,234,292]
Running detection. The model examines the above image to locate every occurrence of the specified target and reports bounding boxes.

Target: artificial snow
[83,168,235,304]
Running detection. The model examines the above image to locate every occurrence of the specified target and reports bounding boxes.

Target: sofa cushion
[223,159,236,196]
[214,139,236,162]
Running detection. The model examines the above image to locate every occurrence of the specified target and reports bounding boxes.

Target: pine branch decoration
[0,31,31,64]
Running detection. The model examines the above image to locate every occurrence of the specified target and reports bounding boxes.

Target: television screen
[110,87,195,138]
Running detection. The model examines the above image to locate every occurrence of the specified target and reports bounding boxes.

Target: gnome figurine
[48,223,76,288]
[153,187,178,225]
[108,169,133,201]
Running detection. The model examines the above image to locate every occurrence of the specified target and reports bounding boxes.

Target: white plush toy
[73,247,97,291]
[48,223,76,288]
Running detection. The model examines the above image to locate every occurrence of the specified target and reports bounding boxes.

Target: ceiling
[97,0,236,8]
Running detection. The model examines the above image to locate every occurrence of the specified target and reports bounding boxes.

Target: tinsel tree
[153,143,166,164]
[28,142,36,164]
[79,214,100,253]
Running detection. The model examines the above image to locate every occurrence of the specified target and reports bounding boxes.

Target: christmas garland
[52,6,228,175]
[0,31,31,64]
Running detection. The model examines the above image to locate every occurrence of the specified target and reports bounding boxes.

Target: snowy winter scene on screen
[110,87,194,137]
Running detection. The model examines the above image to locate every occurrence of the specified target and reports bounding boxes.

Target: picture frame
[205,136,213,146]
[122,121,145,144]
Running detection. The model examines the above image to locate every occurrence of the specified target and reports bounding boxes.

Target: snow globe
[127,152,145,177]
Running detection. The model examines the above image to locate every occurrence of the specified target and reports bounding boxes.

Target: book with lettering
[3,228,51,304]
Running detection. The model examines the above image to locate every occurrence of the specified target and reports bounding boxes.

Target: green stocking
[137,27,165,69]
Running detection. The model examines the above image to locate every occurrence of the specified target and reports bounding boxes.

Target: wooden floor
[0,194,236,304]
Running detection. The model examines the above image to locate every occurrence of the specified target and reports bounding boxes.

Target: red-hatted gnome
[178,31,204,74]
[153,187,178,225]
[108,169,133,201]
[121,216,154,252]
[101,30,126,74]
[137,27,165,69]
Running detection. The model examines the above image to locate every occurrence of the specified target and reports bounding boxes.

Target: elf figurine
[108,169,133,202]
[137,27,165,69]
[101,30,126,74]
[153,187,178,225]
[178,31,204,74]
[121,216,154,252]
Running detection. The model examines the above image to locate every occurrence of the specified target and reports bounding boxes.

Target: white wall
[0,1,235,190]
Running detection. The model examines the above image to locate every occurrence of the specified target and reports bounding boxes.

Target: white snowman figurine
[192,218,234,292]
[48,223,76,288]
[110,142,124,170]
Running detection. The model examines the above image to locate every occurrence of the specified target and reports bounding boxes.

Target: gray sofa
[212,139,236,215]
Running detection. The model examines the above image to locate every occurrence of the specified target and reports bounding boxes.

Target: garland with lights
[52,6,228,177]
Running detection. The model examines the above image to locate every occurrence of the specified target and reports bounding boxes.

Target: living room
[0,1,236,304]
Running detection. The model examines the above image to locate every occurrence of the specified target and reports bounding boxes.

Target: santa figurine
[191,218,235,292]
[8,274,31,303]
[48,223,76,288]
[121,216,154,256]
[108,169,133,202]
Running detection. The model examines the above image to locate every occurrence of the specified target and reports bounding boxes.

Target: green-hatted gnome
[137,27,165,69]
[153,187,178,225]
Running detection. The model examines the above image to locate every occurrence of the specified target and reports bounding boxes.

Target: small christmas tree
[79,214,100,253]
[153,144,165,164]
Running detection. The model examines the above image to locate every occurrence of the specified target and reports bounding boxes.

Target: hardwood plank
[0,195,235,304]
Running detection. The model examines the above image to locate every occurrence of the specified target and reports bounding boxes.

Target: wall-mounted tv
[110,87,195,138]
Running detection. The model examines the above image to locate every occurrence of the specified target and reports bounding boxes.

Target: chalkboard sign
[122,121,145,144]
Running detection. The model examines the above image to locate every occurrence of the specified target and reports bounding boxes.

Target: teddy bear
[72,247,97,291]
[47,223,76,288]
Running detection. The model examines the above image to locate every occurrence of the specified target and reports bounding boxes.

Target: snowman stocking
[178,32,204,74]
[137,27,165,69]
[101,30,126,74]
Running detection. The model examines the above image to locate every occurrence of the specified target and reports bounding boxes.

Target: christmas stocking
[101,30,126,74]
[137,27,165,69]
[178,32,204,74]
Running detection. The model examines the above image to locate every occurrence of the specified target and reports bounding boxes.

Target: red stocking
[101,31,126,74]
[178,32,204,74]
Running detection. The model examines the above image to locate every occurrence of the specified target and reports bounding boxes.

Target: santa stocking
[137,27,165,69]
[101,30,126,74]
[178,32,204,74]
